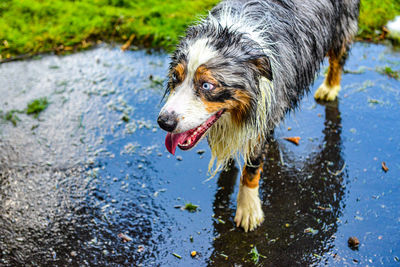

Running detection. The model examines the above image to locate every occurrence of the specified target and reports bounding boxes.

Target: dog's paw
[234,185,264,232]
[314,82,340,101]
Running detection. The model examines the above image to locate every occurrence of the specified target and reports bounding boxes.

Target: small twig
[172,253,182,259]
[278,147,285,166]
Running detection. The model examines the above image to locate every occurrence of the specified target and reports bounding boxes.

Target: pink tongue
[165,132,188,155]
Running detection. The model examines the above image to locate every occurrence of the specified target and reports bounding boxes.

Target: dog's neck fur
[207,78,273,176]
[203,5,277,175]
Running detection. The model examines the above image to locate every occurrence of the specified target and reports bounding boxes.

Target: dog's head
[158,26,273,157]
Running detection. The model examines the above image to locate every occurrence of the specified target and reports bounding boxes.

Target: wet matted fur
[158,0,359,231]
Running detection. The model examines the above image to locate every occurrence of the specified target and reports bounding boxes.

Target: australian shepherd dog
[157,0,359,232]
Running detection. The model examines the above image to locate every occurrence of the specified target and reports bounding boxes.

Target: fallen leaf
[121,34,136,51]
[304,227,319,235]
[382,161,389,172]
[191,251,197,257]
[118,233,133,242]
[283,136,300,145]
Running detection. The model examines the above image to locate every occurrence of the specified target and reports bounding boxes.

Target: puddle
[0,43,399,266]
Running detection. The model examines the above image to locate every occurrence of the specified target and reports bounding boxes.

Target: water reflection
[210,101,346,265]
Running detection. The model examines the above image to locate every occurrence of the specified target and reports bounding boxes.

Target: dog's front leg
[234,157,264,232]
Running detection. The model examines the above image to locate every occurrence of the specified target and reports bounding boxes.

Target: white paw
[314,81,340,101]
[234,185,264,232]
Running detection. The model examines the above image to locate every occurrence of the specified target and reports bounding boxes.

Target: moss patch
[2,110,21,126]
[377,66,400,80]
[184,203,199,213]
[26,97,49,118]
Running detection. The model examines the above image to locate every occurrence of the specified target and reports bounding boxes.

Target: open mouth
[165,109,225,155]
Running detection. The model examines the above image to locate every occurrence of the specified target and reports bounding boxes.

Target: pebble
[348,236,360,249]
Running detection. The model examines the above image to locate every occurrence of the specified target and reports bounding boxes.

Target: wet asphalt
[0,43,399,266]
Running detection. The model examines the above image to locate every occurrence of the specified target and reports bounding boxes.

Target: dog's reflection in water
[210,101,346,266]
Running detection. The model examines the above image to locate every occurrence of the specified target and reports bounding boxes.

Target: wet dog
[157,0,359,231]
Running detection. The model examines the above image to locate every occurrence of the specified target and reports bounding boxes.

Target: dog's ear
[250,56,273,81]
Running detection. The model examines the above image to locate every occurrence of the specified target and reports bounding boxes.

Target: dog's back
[210,0,359,110]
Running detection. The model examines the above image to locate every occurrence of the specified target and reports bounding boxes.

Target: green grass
[358,0,400,42]
[0,0,399,60]
[0,0,216,59]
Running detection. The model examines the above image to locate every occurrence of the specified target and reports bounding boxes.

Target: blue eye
[202,82,214,90]
[171,73,178,83]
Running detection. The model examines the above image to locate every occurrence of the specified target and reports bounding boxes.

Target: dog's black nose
[157,111,178,132]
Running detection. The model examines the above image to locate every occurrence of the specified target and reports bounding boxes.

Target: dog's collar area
[165,109,225,155]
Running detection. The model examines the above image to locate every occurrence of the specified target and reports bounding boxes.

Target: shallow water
[0,43,399,266]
